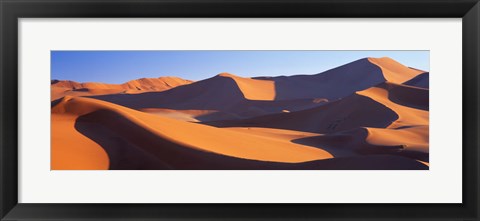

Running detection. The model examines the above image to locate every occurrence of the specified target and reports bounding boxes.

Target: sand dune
[253,57,424,100]
[51,114,110,170]
[51,56,429,170]
[291,126,428,163]
[204,80,428,133]
[356,83,428,128]
[90,74,327,121]
[52,96,335,169]
[366,126,428,156]
[367,57,425,84]
[205,93,399,133]
[202,72,429,163]
[89,57,424,121]
[378,82,429,110]
[51,96,426,169]
[217,73,276,101]
[253,58,385,100]
[91,74,249,111]
[122,76,193,91]
[51,77,192,101]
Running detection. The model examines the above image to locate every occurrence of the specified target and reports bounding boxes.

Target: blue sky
[51,51,429,84]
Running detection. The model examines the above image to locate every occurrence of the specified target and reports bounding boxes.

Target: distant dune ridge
[51,57,429,170]
[51,76,193,100]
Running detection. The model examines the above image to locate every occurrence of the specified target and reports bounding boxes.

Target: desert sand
[51,57,429,170]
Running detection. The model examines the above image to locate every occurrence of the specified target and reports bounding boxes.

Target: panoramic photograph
[51,51,429,170]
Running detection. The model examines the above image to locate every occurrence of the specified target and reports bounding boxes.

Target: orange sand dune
[207,80,427,134]
[51,87,126,101]
[251,57,423,101]
[90,74,327,121]
[253,59,385,100]
[229,126,428,163]
[51,96,427,169]
[368,57,425,84]
[51,77,192,101]
[290,126,428,162]
[90,74,253,111]
[359,83,429,161]
[51,114,109,170]
[122,77,193,91]
[357,83,428,128]
[88,57,423,122]
[366,126,429,154]
[217,73,275,101]
[202,73,429,163]
[51,96,334,169]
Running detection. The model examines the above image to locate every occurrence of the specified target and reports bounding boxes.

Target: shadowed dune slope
[129,97,330,122]
[380,82,429,111]
[253,57,424,101]
[51,77,193,101]
[254,58,386,100]
[89,74,248,110]
[204,93,399,134]
[403,72,429,89]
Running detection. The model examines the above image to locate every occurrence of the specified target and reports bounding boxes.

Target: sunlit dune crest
[51,57,429,170]
[368,57,425,84]
[217,72,276,101]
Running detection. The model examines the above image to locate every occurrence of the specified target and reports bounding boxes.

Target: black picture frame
[1,0,479,220]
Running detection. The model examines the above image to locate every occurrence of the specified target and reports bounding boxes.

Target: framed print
[49,50,431,171]
[1,0,479,220]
